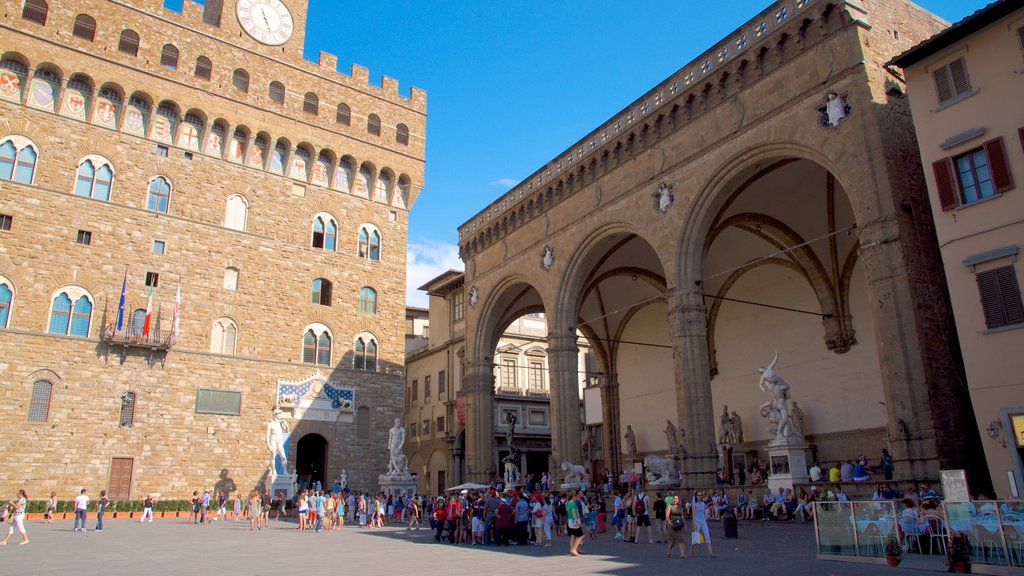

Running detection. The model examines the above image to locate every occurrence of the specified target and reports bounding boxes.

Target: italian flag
[142,286,153,336]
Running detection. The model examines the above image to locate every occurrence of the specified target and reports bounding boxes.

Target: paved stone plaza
[0,517,952,575]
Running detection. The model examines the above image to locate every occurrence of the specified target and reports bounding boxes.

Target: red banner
[456,394,466,427]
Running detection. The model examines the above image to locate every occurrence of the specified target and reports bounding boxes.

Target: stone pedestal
[271,472,297,501]
[378,474,417,497]
[766,442,810,494]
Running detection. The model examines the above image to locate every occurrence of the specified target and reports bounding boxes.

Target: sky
[169,0,989,307]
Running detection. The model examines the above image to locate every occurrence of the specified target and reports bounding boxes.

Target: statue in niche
[654,182,674,213]
[665,420,680,458]
[730,410,744,445]
[825,92,850,127]
[718,405,735,446]
[541,246,554,270]
[469,286,479,307]
[624,425,637,463]
[758,351,800,443]
[339,469,348,489]
[265,407,289,485]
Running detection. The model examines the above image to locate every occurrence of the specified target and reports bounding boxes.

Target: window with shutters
[933,57,972,106]
[232,69,249,93]
[1018,26,1024,57]
[303,92,319,115]
[72,14,96,41]
[118,30,140,56]
[28,380,52,422]
[976,265,1024,330]
[932,138,1014,210]
[119,392,136,427]
[194,56,212,80]
[269,81,285,104]
[160,44,179,69]
[22,0,48,25]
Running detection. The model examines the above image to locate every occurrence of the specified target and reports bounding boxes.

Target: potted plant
[946,533,971,573]
[884,534,902,567]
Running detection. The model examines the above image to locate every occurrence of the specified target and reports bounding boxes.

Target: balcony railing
[494,385,550,398]
[100,324,176,351]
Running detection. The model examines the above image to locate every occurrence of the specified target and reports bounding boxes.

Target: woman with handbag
[665,495,687,558]
[689,490,716,558]
[1,489,29,545]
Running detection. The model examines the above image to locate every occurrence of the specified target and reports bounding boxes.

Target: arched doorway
[296,433,327,488]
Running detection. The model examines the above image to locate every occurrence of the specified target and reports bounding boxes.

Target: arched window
[269,81,285,104]
[223,267,239,290]
[160,44,179,69]
[224,194,248,231]
[72,14,96,41]
[119,391,136,427]
[336,103,351,125]
[147,176,171,213]
[210,317,238,355]
[28,380,52,422]
[312,215,337,251]
[0,279,13,328]
[359,287,377,314]
[357,225,382,261]
[22,0,48,25]
[74,156,114,201]
[357,164,372,196]
[129,308,146,336]
[49,290,93,337]
[354,335,377,371]
[118,29,140,56]
[367,113,381,136]
[303,92,319,115]
[396,123,409,145]
[302,324,332,365]
[270,140,287,173]
[312,278,332,306]
[232,69,249,93]
[0,137,39,184]
[194,56,212,80]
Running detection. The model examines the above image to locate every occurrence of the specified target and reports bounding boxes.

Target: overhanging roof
[889,1,1019,68]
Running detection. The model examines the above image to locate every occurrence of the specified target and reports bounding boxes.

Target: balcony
[494,385,550,398]
[99,323,175,365]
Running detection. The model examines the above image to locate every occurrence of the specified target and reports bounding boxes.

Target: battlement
[458,0,875,242]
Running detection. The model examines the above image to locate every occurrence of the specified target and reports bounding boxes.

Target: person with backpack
[634,489,653,543]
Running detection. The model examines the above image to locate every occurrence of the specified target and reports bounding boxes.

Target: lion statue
[560,462,587,486]
[644,455,679,486]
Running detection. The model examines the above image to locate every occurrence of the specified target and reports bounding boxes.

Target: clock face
[236,0,294,46]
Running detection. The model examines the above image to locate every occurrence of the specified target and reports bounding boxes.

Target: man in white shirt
[809,462,822,482]
[73,489,89,532]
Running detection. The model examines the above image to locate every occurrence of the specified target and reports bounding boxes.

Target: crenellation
[350,63,369,84]
[318,50,337,71]
[381,75,398,96]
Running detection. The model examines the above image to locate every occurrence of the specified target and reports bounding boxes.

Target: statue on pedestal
[665,420,680,458]
[624,425,637,464]
[730,410,744,444]
[339,469,348,489]
[265,407,289,485]
[386,419,409,476]
[758,351,801,443]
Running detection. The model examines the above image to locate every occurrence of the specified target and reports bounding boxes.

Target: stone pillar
[857,218,939,482]
[668,288,717,488]
[600,373,622,476]
[548,332,582,484]
[462,361,495,484]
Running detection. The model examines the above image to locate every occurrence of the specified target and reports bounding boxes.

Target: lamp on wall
[986,420,1006,447]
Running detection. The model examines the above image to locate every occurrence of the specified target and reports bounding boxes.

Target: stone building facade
[456,0,990,491]
[0,0,424,500]
[891,0,1024,498]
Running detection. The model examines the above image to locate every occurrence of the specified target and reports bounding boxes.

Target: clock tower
[204,0,308,59]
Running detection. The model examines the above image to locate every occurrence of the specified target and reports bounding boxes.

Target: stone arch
[472,275,549,364]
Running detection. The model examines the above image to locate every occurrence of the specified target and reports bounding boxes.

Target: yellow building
[891,0,1024,498]
[0,0,424,499]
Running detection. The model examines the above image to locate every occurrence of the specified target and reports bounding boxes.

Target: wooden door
[108,458,134,502]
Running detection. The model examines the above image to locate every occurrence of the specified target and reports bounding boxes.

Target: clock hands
[259,6,271,30]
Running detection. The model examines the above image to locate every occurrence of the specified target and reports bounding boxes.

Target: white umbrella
[446,482,489,492]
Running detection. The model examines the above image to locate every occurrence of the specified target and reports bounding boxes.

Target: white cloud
[406,239,463,308]
[490,177,519,188]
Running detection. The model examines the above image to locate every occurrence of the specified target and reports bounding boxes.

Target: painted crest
[290,157,306,179]
[276,370,356,423]
[247,145,264,167]
[312,162,328,186]
[62,92,86,118]
[151,116,172,142]
[0,72,20,99]
[95,100,116,126]
[28,80,55,110]
[206,133,223,156]
[178,123,200,150]
[124,108,145,135]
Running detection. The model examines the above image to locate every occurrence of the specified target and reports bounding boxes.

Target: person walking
[689,491,715,558]
[566,491,586,557]
[1,489,29,545]
[232,492,242,521]
[45,492,57,524]
[73,488,89,532]
[665,495,687,558]
[247,491,261,531]
[139,494,154,523]
[95,490,109,532]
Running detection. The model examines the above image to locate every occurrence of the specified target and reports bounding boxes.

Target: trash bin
[722,508,739,539]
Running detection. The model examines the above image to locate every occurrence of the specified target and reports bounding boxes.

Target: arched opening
[295,433,328,489]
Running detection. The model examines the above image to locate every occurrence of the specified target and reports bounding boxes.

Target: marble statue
[665,420,679,458]
[561,462,587,486]
[541,246,554,270]
[340,469,348,488]
[624,425,637,463]
[654,182,674,213]
[790,402,805,437]
[505,411,517,449]
[758,351,798,442]
[469,286,479,307]
[265,407,289,484]
[644,455,678,486]
[504,460,520,487]
[387,419,409,476]
[718,404,735,446]
[581,427,592,463]
[730,410,744,444]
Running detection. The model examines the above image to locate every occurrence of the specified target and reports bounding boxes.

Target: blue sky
[169,0,989,306]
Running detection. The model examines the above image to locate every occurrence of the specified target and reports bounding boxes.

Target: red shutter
[977,269,1004,328]
[977,266,1024,329]
[997,267,1024,326]
[984,137,1014,193]
[932,158,958,210]
[1018,127,1024,155]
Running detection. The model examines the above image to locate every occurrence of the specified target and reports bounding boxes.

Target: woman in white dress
[1,489,29,545]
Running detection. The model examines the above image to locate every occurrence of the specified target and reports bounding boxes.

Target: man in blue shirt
[314,491,327,532]
[514,494,530,545]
